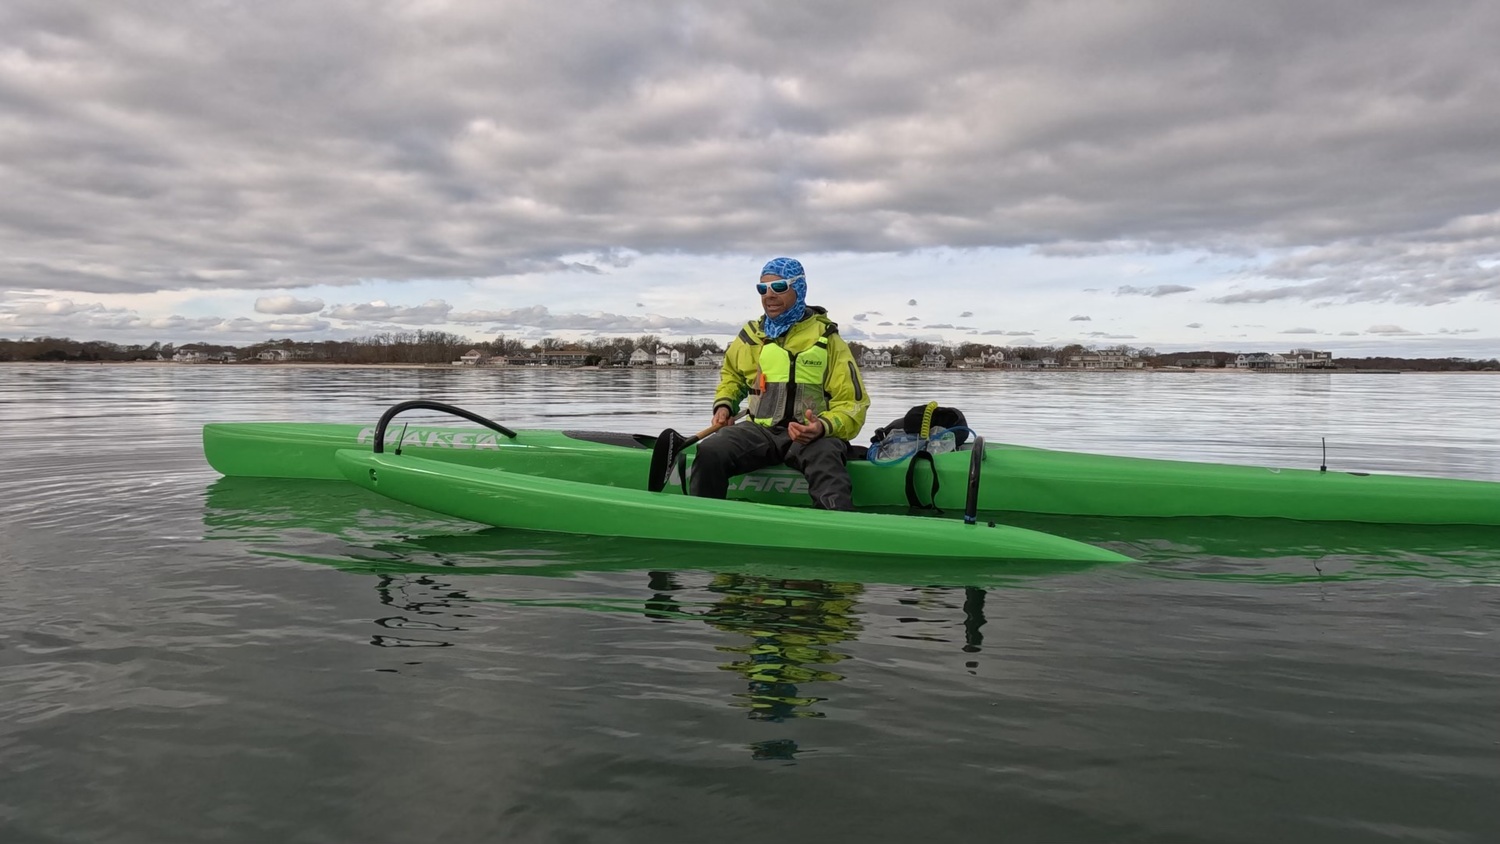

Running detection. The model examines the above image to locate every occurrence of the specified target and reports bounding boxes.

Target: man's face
[759,274,797,317]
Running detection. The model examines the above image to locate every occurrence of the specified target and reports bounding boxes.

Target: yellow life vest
[745,326,832,427]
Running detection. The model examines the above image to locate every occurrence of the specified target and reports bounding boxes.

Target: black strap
[904,448,942,513]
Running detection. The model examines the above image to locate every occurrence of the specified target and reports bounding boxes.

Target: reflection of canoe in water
[200,478,1113,584]
[204,419,1500,525]
[203,478,1500,585]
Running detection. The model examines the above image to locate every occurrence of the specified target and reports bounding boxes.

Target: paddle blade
[648,429,688,493]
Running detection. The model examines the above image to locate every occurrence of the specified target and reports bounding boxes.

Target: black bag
[867,403,972,511]
[870,403,970,448]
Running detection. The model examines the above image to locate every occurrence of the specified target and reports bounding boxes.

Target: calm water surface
[2,364,1498,844]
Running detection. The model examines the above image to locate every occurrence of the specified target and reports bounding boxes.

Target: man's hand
[788,409,825,444]
[712,406,732,428]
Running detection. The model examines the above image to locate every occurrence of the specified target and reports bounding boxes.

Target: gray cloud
[1069,315,1092,321]
[1186,322,1203,328]
[1279,327,1319,334]
[1116,284,1196,297]
[959,311,974,317]
[1366,324,1420,336]
[255,296,326,315]
[451,305,739,334]
[923,323,955,329]
[0,297,332,337]
[3,0,1499,328]
[325,300,454,324]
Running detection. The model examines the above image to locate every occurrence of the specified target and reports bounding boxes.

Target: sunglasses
[756,275,802,295]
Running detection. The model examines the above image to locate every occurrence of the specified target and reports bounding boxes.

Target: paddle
[648,410,745,493]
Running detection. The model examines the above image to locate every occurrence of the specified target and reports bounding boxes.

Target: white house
[629,348,653,366]
[1234,352,1292,369]
[919,351,947,369]
[454,349,488,366]
[655,347,685,366]
[859,349,892,369]
[257,349,293,361]
[694,350,725,368]
[172,349,209,363]
[1289,349,1335,368]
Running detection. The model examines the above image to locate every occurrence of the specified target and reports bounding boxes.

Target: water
[2,363,1498,844]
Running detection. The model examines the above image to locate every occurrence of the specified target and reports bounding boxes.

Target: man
[689,257,870,510]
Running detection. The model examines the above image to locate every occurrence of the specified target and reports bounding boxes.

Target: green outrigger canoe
[202,400,1500,563]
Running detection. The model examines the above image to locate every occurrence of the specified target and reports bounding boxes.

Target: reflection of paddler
[700,574,863,721]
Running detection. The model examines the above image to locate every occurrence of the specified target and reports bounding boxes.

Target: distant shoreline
[7,360,1498,373]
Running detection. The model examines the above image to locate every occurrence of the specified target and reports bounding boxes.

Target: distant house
[694,350,725,369]
[859,349,893,369]
[1233,352,1290,370]
[454,349,488,366]
[539,347,591,366]
[629,348,653,366]
[919,351,947,370]
[655,347,685,366]
[1068,350,1141,370]
[172,349,209,363]
[608,350,631,367]
[1289,348,1335,368]
[1233,349,1333,370]
[257,349,293,362]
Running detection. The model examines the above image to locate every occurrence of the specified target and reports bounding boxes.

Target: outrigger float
[203,401,1500,564]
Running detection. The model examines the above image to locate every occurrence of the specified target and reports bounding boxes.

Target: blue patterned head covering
[759,257,807,339]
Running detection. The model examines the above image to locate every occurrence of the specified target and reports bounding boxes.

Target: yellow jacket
[712,307,870,441]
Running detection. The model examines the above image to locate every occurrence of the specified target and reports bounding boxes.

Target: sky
[2,1,1498,358]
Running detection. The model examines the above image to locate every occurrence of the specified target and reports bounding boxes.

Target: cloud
[923,323,954,329]
[852,313,868,321]
[325,299,454,324]
[959,311,973,317]
[1116,284,1195,297]
[1186,322,1203,328]
[3,1,1500,358]
[1366,324,1420,336]
[449,305,739,334]
[1279,327,1319,334]
[214,316,331,334]
[907,300,919,307]
[1069,315,1092,321]
[255,296,326,315]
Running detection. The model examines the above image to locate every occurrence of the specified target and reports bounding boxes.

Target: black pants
[687,422,854,511]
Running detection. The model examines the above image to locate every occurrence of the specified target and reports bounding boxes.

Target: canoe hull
[204,422,1500,526]
[332,450,1132,564]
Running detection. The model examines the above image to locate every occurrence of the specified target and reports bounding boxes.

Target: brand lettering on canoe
[723,470,809,494]
[355,426,503,450]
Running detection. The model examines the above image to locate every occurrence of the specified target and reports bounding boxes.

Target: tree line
[2,334,1495,371]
